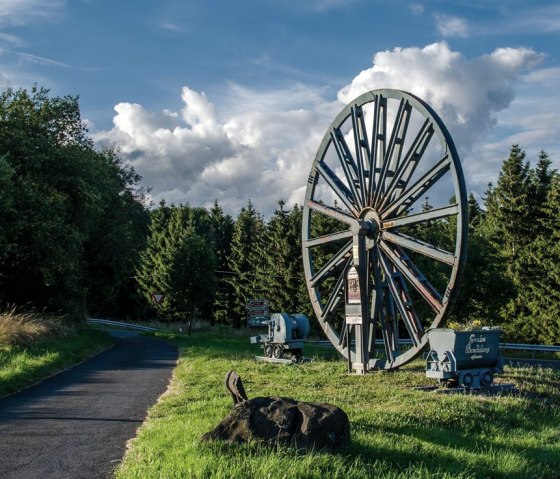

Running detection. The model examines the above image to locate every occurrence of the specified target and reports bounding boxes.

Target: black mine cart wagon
[425,328,504,388]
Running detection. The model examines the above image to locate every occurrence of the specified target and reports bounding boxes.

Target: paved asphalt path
[0,330,177,479]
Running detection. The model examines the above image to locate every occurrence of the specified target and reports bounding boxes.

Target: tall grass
[0,306,73,346]
[0,306,113,397]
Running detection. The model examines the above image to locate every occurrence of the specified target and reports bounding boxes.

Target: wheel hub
[358,208,381,249]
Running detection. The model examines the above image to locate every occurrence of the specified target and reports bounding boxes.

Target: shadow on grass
[350,417,560,479]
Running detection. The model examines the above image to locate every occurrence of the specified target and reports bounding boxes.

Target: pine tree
[136,205,217,322]
[514,173,560,343]
[255,202,306,314]
[485,144,532,264]
[467,192,483,234]
[483,146,558,339]
[450,193,513,325]
[225,201,263,327]
[528,150,556,230]
[209,200,235,325]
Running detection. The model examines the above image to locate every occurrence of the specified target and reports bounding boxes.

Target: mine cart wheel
[264,344,273,358]
[292,349,303,362]
[302,89,468,371]
[273,345,284,359]
[439,379,457,388]
[460,372,474,388]
[481,371,494,387]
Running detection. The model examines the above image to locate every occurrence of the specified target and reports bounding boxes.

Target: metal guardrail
[307,339,560,357]
[499,343,560,353]
[87,321,559,358]
[87,318,160,332]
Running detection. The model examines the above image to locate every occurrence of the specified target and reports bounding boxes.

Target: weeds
[0,305,73,346]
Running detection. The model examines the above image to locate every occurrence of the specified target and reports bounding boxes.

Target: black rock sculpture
[201,371,350,452]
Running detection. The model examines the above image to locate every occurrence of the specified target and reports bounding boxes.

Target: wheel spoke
[322,267,346,321]
[310,241,352,287]
[381,285,399,360]
[351,105,370,207]
[371,250,397,362]
[378,251,423,346]
[378,240,443,313]
[381,204,459,229]
[373,98,412,208]
[381,155,450,219]
[372,251,395,361]
[368,94,387,205]
[338,319,348,347]
[305,229,353,248]
[380,118,434,210]
[315,161,359,214]
[381,230,456,266]
[306,200,357,225]
[330,127,364,208]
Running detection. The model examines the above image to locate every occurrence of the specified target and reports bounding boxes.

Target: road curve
[0,330,177,479]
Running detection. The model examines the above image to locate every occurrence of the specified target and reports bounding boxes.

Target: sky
[0,0,559,216]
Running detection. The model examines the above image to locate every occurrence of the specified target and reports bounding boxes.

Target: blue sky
[1,0,559,215]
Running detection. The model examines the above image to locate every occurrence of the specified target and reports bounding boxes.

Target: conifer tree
[528,150,556,229]
[513,173,560,343]
[256,202,305,314]
[209,200,235,324]
[467,192,483,234]
[485,144,532,264]
[482,146,557,337]
[450,193,512,325]
[225,201,263,327]
[136,205,217,322]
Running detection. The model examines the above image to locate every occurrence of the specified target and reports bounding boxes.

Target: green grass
[0,328,113,397]
[116,333,560,479]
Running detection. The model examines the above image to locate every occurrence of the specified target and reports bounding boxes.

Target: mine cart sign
[246,298,270,327]
[465,333,491,360]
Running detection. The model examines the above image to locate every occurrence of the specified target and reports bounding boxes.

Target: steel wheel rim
[302,89,468,370]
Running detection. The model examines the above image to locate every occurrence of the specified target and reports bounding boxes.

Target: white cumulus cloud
[95,42,547,216]
[338,43,543,153]
[94,84,336,215]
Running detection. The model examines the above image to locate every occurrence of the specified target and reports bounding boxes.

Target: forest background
[1,87,559,345]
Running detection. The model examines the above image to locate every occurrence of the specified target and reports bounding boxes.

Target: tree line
[1,88,558,345]
[0,87,149,318]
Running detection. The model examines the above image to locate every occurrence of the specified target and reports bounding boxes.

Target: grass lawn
[0,328,113,397]
[116,332,560,479]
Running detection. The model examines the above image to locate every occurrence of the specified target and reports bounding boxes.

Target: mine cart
[250,313,310,361]
[426,328,503,388]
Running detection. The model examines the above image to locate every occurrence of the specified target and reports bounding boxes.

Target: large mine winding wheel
[302,89,468,372]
